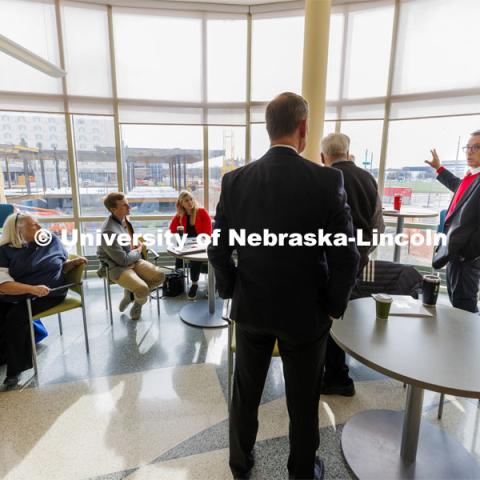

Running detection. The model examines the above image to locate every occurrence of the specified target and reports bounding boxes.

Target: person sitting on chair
[169,190,212,300]
[0,213,86,386]
[97,192,165,321]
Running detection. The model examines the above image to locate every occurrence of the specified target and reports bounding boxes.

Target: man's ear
[320,153,326,165]
[299,118,307,138]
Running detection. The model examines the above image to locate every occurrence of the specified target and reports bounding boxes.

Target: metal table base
[342,385,480,479]
[180,298,227,328]
[179,258,227,329]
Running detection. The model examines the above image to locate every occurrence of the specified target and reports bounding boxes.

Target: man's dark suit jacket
[331,160,384,271]
[436,168,480,263]
[208,146,360,342]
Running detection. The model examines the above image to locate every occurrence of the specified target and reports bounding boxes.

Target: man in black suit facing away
[208,92,359,479]
[426,130,480,313]
[320,133,385,397]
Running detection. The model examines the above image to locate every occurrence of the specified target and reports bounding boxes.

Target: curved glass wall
[0,0,478,265]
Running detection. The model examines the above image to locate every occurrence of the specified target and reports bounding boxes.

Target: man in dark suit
[208,92,359,479]
[320,133,384,396]
[425,130,480,313]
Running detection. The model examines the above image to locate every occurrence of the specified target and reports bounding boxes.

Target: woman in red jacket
[169,190,212,299]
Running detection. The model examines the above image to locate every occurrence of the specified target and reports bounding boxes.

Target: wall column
[302,0,331,164]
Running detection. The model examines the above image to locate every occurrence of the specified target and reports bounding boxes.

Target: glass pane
[38,221,77,255]
[326,13,344,101]
[394,0,480,94]
[251,122,336,162]
[72,115,118,216]
[0,0,62,94]
[207,18,247,102]
[251,123,270,162]
[113,10,201,101]
[1,112,72,216]
[344,3,394,99]
[62,2,112,97]
[251,16,304,101]
[208,127,246,213]
[384,115,480,211]
[339,120,384,177]
[120,125,204,215]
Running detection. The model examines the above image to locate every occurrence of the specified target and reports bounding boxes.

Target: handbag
[33,319,48,343]
[162,270,185,297]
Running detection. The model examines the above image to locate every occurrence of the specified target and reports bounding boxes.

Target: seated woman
[0,213,86,386]
[169,191,212,299]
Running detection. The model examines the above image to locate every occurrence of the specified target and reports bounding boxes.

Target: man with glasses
[425,129,480,313]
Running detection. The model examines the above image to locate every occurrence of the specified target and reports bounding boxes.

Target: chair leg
[438,393,445,419]
[156,285,160,316]
[26,299,39,379]
[103,278,108,310]
[80,285,90,354]
[227,322,233,412]
[107,281,113,326]
[57,313,63,335]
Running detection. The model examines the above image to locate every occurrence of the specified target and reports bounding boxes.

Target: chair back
[65,254,85,294]
[0,204,14,228]
[437,209,448,233]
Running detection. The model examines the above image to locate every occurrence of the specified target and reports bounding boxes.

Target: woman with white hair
[169,191,212,299]
[0,213,85,386]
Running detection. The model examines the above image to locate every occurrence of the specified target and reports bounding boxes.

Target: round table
[382,207,438,262]
[167,249,227,329]
[331,298,480,479]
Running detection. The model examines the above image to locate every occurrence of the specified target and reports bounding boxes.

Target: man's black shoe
[314,457,325,480]
[320,379,355,397]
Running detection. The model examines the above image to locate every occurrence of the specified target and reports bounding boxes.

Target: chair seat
[32,293,82,320]
[231,323,280,356]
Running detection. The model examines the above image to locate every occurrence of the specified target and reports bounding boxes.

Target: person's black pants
[323,334,351,385]
[447,259,480,313]
[175,258,202,283]
[229,321,330,479]
[0,296,65,376]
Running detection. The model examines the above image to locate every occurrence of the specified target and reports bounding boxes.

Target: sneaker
[119,291,134,312]
[320,379,355,397]
[130,302,143,320]
[187,284,198,300]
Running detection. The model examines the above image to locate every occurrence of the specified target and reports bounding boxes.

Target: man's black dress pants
[229,321,330,479]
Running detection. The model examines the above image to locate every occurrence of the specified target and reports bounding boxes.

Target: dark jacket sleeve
[324,173,360,318]
[437,168,462,193]
[207,175,236,298]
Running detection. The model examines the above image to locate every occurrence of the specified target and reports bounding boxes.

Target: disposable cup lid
[423,274,440,283]
[372,293,393,304]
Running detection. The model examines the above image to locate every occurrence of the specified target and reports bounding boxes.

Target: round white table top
[382,207,438,218]
[331,298,480,398]
[166,248,208,262]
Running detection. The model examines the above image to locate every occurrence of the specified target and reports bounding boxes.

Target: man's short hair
[471,130,480,137]
[104,192,125,211]
[265,92,309,140]
[321,133,350,158]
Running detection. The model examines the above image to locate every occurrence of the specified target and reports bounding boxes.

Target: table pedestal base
[341,410,480,479]
[180,299,227,328]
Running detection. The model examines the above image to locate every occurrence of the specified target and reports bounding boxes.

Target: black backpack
[162,270,185,297]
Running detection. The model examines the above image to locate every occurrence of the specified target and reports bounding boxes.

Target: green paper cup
[372,293,393,320]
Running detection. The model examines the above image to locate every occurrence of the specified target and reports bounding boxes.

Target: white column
[302,0,331,164]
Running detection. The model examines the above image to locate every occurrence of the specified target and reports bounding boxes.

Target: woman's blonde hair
[176,190,198,225]
[0,213,33,248]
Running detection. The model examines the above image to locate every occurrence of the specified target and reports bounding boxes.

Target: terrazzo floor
[1,276,479,480]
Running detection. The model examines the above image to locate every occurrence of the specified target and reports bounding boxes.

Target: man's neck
[113,214,126,223]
